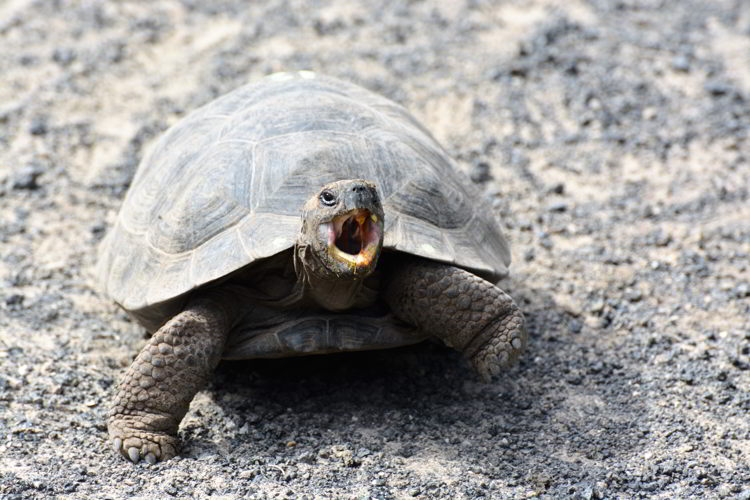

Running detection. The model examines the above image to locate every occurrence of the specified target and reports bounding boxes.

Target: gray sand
[1,1,748,498]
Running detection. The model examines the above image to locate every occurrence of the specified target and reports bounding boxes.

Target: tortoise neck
[294,243,366,312]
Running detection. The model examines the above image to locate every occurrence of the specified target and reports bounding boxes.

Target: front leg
[383,257,526,380]
[109,292,236,464]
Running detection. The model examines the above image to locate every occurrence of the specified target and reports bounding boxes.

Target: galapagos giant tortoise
[98,71,526,464]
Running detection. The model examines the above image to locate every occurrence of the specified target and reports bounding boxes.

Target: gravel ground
[1,1,749,499]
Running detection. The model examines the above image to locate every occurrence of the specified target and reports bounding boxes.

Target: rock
[11,163,44,190]
[469,161,491,183]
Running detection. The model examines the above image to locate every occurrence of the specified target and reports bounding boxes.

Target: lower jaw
[327,243,380,276]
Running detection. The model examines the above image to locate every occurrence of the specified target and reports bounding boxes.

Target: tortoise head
[297,180,385,279]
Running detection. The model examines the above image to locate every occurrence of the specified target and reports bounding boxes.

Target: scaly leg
[109,289,241,463]
[383,257,526,380]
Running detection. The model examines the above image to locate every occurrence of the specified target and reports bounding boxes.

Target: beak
[340,182,378,212]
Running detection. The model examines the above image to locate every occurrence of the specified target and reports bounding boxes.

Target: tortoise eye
[319,190,337,206]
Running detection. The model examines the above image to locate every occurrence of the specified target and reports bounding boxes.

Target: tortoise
[98,71,526,464]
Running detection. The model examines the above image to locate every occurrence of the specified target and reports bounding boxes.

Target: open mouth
[324,209,381,268]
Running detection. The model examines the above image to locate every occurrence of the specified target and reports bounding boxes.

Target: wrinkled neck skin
[293,244,367,312]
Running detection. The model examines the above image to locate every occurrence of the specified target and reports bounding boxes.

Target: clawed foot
[469,316,526,382]
[109,417,178,464]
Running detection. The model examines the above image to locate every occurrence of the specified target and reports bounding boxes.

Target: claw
[109,419,180,463]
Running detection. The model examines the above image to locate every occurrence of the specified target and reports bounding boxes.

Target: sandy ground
[1,0,749,498]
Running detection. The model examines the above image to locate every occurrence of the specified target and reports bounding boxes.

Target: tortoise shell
[97,72,510,330]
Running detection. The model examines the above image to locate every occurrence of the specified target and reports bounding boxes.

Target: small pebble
[549,182,565,194]
[52,47,76,65]
[547,201,568,213]
[11,164,43,190]
[590,300,605,314]
[6,294,24,306]
[705,81,732,96]
[29,116,48,136]
[469,161,491,183]
[671,54,690,72]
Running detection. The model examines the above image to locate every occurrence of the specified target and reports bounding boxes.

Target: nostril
[352,185,365,193]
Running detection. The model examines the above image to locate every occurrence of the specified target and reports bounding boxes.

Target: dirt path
[1,1,748,498]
